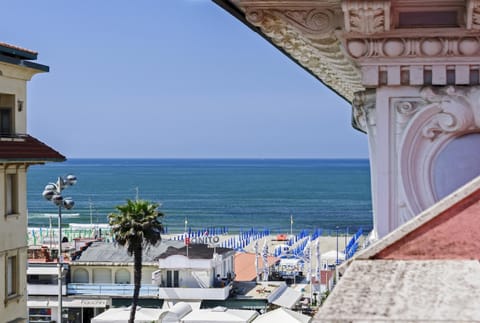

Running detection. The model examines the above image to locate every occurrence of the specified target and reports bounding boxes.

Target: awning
[271,287,302,309]
[27,266,58,276]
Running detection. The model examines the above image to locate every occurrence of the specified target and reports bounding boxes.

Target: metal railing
[67,283,158,296]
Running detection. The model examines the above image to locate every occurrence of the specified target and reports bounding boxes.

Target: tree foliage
[108,199,164,323]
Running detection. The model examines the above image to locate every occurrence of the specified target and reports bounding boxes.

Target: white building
[155,242,236,304]
[0,42,64,323]
[63,240,236,319]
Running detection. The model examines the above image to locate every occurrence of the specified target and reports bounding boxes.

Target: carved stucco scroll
[352,89,376,133]
[397,86,480,220]
[240,2,363,101]
[467,0,480,29]
[342,0,391,34]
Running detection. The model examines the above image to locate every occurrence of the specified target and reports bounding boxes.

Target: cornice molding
[344,32,480,59]
[0,62,41,81]
[225,0,480,100]
[240,2,363,101]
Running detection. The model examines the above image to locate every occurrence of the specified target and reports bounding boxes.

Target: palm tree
[108,199,164,323]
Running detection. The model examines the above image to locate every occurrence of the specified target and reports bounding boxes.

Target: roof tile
[0,135,65,162]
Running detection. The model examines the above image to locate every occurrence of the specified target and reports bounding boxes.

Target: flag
[290,214,293,225]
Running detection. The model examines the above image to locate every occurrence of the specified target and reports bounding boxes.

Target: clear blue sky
[3,0,368,158]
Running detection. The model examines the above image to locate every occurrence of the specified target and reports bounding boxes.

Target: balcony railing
[157,283,231,300]
[28,283,66,296]
[67,283,158,297]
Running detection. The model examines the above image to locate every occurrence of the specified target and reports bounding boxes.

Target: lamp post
[42,175,77,323]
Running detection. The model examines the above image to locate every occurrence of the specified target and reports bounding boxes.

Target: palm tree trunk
[129,244,143,323]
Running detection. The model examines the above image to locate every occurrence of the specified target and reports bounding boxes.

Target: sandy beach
[28,227,361,267]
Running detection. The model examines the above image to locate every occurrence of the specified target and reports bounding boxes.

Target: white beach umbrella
[262,239,269,281]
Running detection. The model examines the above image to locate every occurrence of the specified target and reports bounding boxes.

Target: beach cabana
[91,307,164,323]
[253,308,312,323]
[181,306,258,323]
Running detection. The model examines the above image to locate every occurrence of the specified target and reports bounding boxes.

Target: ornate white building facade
[215,0,480,239]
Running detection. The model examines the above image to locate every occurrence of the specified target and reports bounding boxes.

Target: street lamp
[42,175,77,323]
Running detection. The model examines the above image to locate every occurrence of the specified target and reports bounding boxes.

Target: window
[0,108,12,136]
[166,270,179,287]
[5,173,17,215]
[6,255,18,297]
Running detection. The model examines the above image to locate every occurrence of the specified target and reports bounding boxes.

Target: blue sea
[27,159,372,234]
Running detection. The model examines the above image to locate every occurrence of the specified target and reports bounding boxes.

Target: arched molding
[398,86,480,216]
[92,268,112,284]
[115,268,131,284]
[73,268,89,284]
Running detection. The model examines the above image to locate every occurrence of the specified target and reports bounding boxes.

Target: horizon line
[65,157,370,160]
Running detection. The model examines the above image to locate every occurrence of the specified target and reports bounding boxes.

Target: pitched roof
[315,176,480,322]
[74,240,235,264]
[156,244,233,260]
[0,41,48,72]
[316,260,480,322]
[0,42,37,59]
[339,175,480,269]
[0,135,65,162]
[73,240,184,264]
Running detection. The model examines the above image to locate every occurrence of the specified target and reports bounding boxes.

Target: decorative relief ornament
[467,0,480,29]
[346,36,480,59]
[243,6,363,101]
[352,90,376,132]
[420,87,478,140]
[342,0,391,34]
[397,86,480,217]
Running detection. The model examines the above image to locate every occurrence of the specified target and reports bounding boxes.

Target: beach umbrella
[262,239,269,281]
